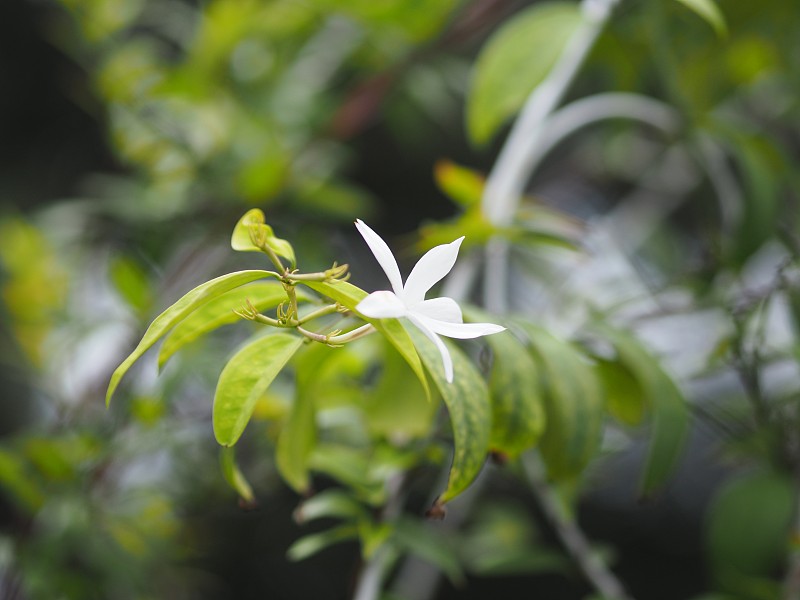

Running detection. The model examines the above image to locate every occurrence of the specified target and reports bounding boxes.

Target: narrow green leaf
[514,323,604,479]
[487,331,546,458]
[598,327,689,494]
[220,447,255,503]
[158,282,309,368]
[231,208,296,266]
[406,327,491,504]
[466,2,582,145]
[106,270,277,406]
[308,444,386,505]
[294,489,368,524]
[393,516,465,584]
[287,524,358,561]
[304,280,431,401]
[213,333,303,447]
[674,0,727,37]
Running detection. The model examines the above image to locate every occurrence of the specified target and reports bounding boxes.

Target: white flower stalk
[354,219,505,383]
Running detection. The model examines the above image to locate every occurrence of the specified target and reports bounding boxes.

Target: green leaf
[106,270,277,406]
[486,331,546,458]
[294,489,369,524]
[433,160,485,208]
[721,132,783,264]
[674,0,727,37]
[363,339,437,440]
[220,447,255,504]
[0,449,44,510]
[406,327,491,504]
[275,343,329,493]
[707,471,794,585]
[393,516,465,584]
[158,282,308,368]
[109,256,153,313]
[308,444,386,505]
[303,280,431,401]
[514,323,604,480]
[597,327,689,494]
[287,524,358,561]
[231,208,296,267]
[213,333,303,446]
[466,2,582,145]
[596,359,646,427]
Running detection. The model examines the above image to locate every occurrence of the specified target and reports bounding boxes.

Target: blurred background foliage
[1,0,800,598]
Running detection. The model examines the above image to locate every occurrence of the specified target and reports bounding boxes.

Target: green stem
[261,245,286,272]
[521,453,633,600]
[284,283,300,321]
[297,303,341,325]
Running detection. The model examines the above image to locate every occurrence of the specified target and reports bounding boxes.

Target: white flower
[354,219,505,383]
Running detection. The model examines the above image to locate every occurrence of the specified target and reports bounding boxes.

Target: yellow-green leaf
[231,208,296,267]
[106,270,276,406]
[406,327,490,504]
[158,282,310,368]
[220,447,255,503]
[434,160,485,208]
[466,2,582,145]
[213,333,303,446]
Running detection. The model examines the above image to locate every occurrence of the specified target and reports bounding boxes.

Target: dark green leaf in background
[597,326,689,495]
[514,323,604,480]
[707,470,795,592]
[674,0,728,37]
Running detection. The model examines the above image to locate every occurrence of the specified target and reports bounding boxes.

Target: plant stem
[480,0,620,312]
[296,303,341,325]
[352,545,390,600]
[521,453,634,600]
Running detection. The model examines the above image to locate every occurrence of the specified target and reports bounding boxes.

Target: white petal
[408,314,454,383]
[403,237,464,304]
[356,291,408,319]
[412,297,462,323]
[412,313,505,340]
[355,220,404,296]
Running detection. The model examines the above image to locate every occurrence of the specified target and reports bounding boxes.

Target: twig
[521,453,634,600]
[481,0,621,312]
